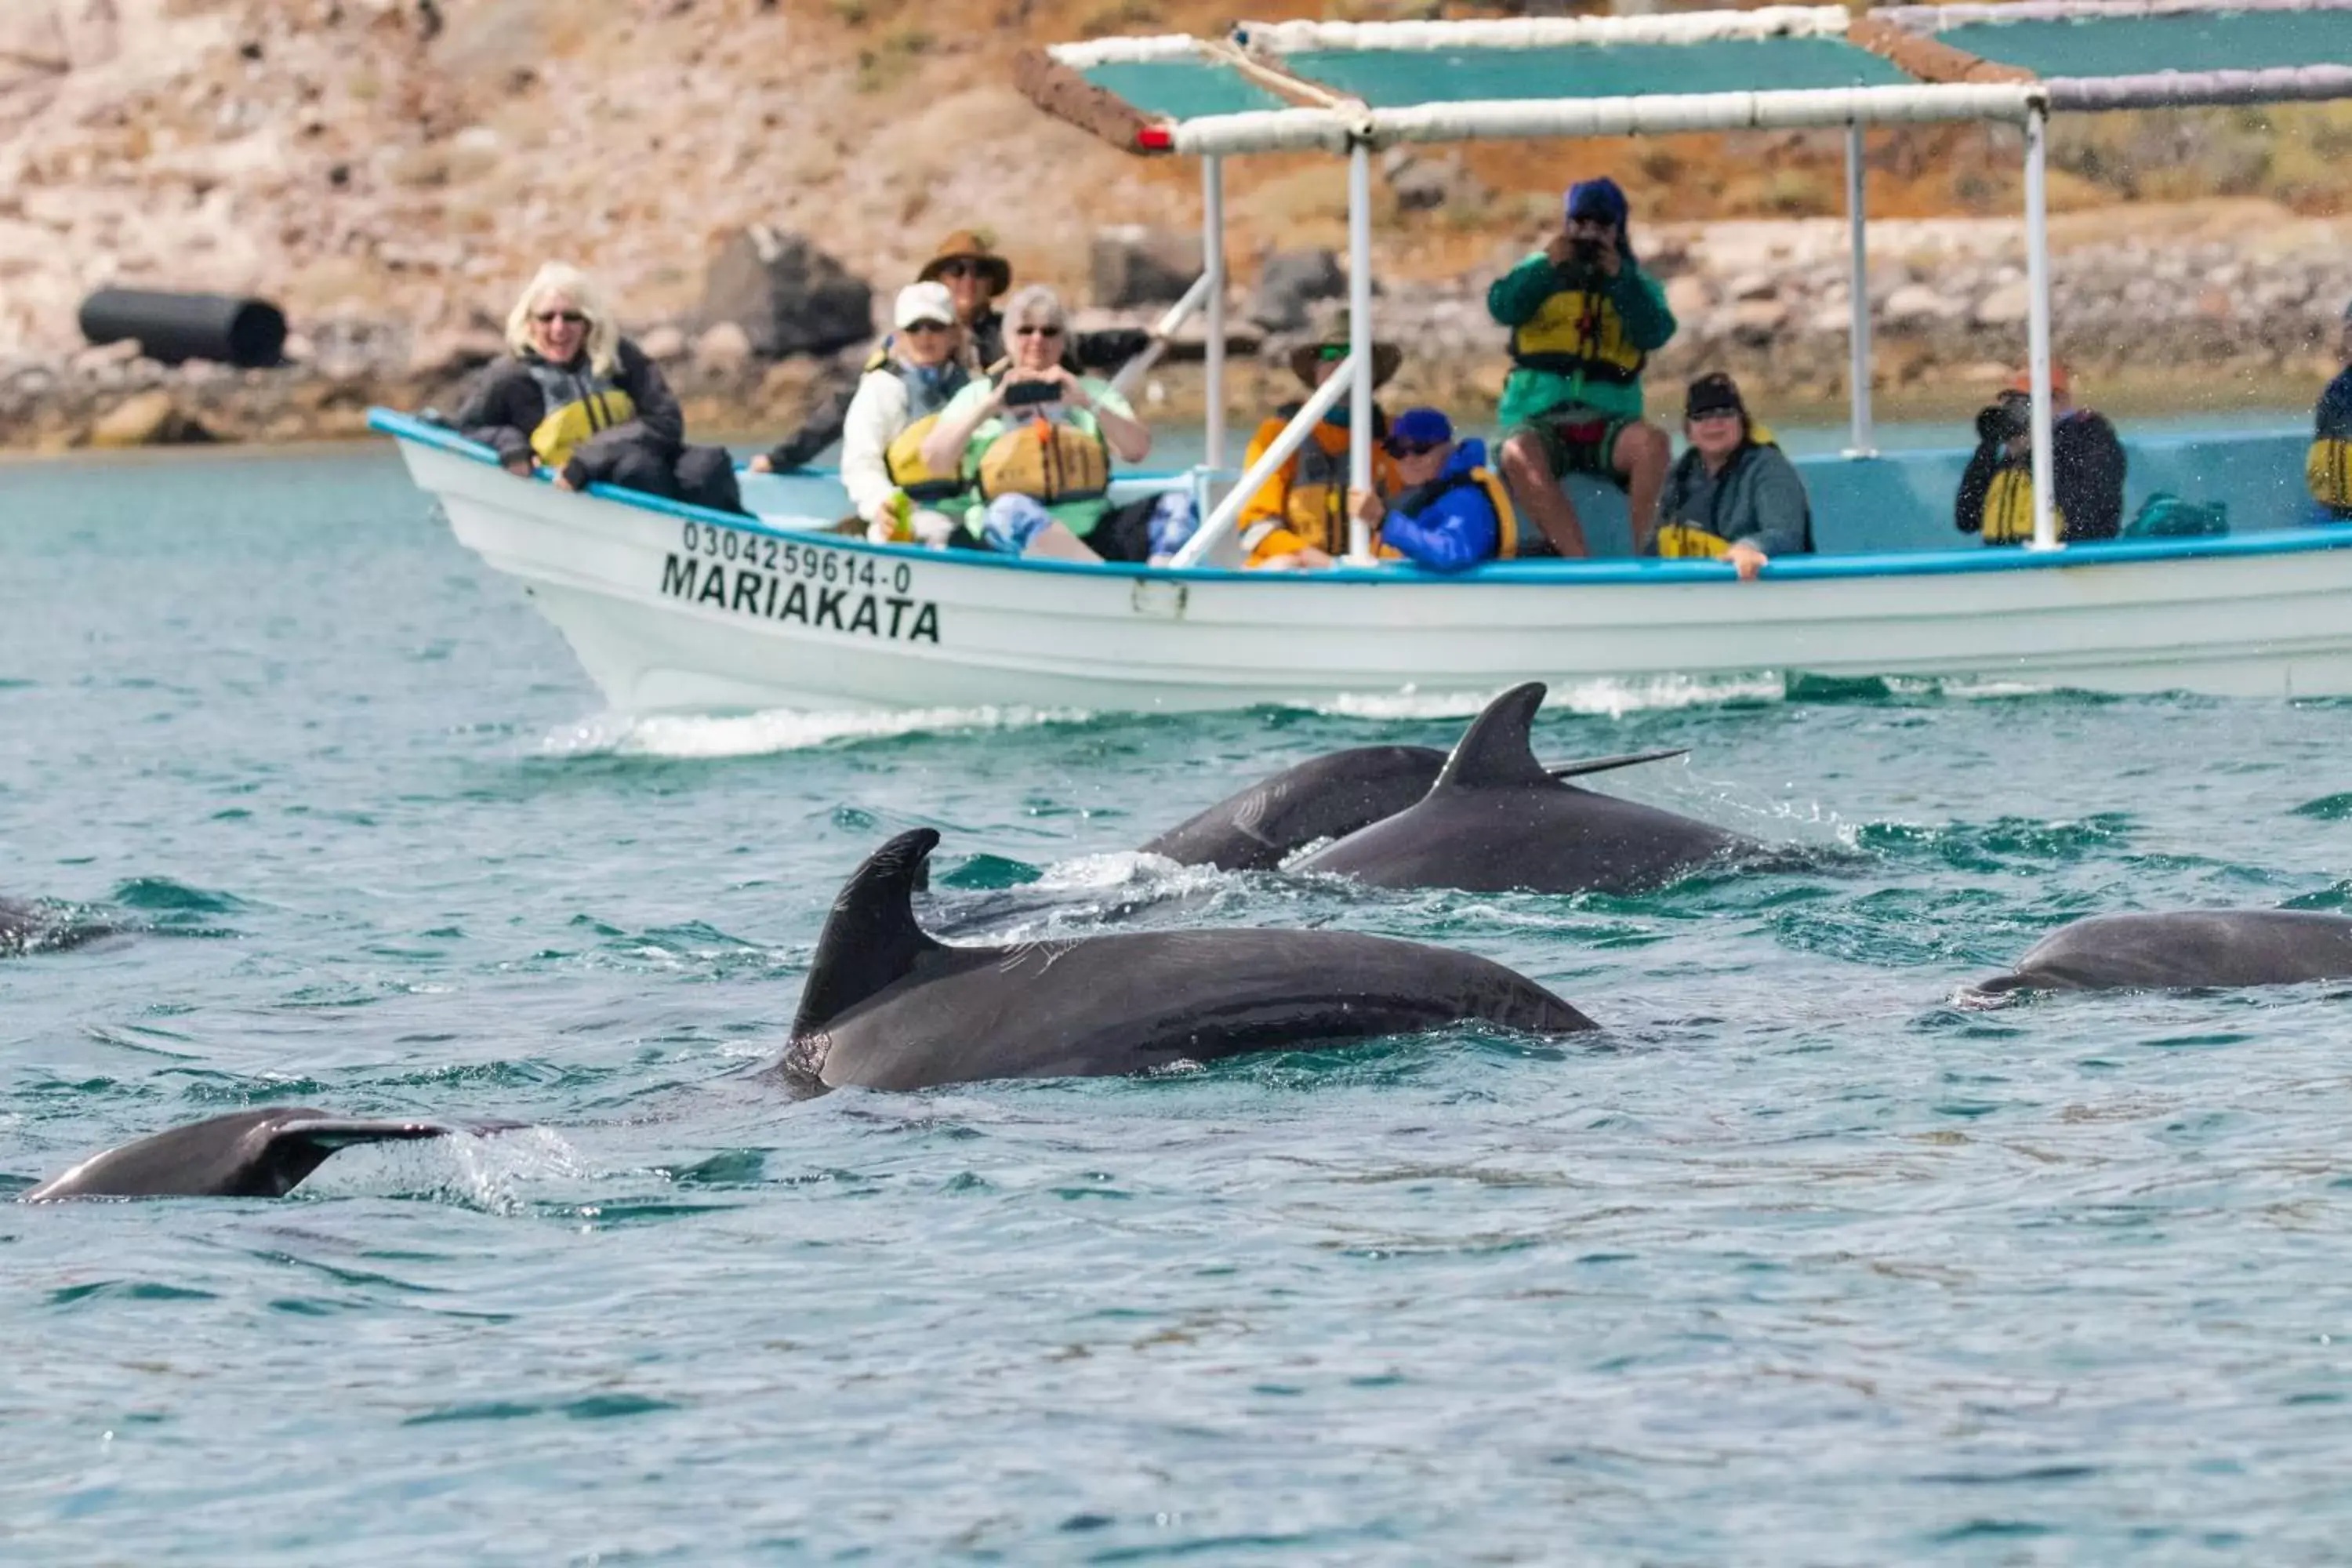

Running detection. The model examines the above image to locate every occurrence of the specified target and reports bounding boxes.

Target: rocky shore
[9,199,2341,458]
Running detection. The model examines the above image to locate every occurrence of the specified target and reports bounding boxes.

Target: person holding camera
[1486,176,1678,557]
[1955,364,2125,546]
[920,284,1196,564]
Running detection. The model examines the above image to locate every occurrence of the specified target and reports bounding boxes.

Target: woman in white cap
[754,281,971,544]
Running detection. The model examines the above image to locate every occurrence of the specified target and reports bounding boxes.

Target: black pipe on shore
[78,289,288,368]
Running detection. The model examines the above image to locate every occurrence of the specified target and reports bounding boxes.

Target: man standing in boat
[1955,363,2125,546]
[1486,177,1677,558]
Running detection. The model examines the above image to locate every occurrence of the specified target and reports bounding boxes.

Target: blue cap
[1389,408,1453,447]
[1564,176,1629,228]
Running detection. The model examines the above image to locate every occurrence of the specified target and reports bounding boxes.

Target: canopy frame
[1023,0,2352,559]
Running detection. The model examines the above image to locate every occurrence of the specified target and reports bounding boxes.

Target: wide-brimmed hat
[1289,314,1402,388]
[917,230,1012,297]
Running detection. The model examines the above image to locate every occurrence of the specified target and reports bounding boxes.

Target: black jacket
[1955,408,2125,544]
[454,338,684,488]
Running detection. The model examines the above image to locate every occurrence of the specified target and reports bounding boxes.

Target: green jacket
[1486,251,1676,427]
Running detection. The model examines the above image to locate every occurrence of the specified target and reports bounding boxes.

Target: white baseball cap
[895,281,956,330]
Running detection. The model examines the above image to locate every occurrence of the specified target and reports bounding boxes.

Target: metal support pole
[1346,139,1374,563]
[1844,119,1875,458]
[2024,102,2059,551]
[1203,155,1227,475]
[1167,356,1359,568]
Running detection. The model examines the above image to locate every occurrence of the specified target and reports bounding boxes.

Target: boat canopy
[1020,0,2352,155]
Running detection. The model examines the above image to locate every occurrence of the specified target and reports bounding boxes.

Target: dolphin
[0,895,114,956]
[1974,909,2352,995]
[1141,743,1688,872]
[774,828,1597,1094]
[1289,684,1762,895]
[22,1108,466,1201]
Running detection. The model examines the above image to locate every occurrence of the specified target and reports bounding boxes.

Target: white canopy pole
[1203,154,1228,474]
[1167,355,1360,568]
[2024,101,2059,551]
[1844,118,1876,457]
[1346,139,1374,563]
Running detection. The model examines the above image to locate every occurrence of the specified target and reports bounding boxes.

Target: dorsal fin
[792,829,946,1036]
[1544,747,1689,781]
[1435,683,1554,791]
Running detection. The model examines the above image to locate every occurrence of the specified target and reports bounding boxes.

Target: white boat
[375,0,2352,712]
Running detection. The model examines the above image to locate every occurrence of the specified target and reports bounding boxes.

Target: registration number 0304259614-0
[663,521,941,644]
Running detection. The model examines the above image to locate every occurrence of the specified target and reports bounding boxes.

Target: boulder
[1664,274,1715,321]
[693,321,754,377]
[89,390,212,448]
[1972,278,2033,328]
[1090,225,1199,309]
[1245,249,1345,332]
[1729,298,1790,342]
[638,325,688,363]
[405,327,504,379]
[696,225,873,359]
[1381,147,1487,213]
[1882,283,1963,325]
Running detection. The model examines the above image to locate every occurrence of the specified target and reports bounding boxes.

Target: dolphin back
[1139,746,1447,870]
[24,1108,456,1201]
[801,927,1597,1092]
[1984,909,2352,993]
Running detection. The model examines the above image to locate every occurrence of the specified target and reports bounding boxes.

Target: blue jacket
[1383,439,1501,572]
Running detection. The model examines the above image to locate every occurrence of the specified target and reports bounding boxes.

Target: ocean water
[5,445,2352,1563]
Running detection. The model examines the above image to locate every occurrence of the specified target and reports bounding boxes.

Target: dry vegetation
[1,0,2347,365]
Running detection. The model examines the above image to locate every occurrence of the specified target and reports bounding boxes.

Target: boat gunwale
[372,407,2352,588]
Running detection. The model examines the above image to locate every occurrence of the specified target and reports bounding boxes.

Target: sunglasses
[532,310,588,326]
[1315,343,1348,362]
[935,260,984,280]
[1385,439,1445,459]
[1687,408,1742,423]
[1013,324,1063,338]
[902,319,953,335]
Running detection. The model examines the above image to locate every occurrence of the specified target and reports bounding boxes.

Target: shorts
[1511,408,1635,487]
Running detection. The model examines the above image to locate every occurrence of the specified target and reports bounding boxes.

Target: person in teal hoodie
[1486,177,1677,558]
[1345,408,1526,572]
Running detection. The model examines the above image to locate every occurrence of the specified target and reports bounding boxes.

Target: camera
[1566,236,1603,278]
[1976,397,2031,445]
[1002,377,1060,408]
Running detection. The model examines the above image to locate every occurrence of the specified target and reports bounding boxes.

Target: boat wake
[541,704,1092,759]
[1317,672,1785,720]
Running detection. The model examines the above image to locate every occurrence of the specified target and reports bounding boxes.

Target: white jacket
[837,366,913,524]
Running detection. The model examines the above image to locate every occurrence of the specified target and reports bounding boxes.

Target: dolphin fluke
[23,1108,461,1201]
[792,828,947,1036]
[1545,748,1689,782]
[1436,683,1555,791]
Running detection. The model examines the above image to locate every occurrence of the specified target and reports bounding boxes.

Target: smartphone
[1002,378,1060,408]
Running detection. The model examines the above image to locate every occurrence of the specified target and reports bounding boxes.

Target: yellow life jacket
[884,416,965,503]
[1654,523,1730,560]
[2307,436,2352,510]
[1981,466,2066,544]
[877,361,973,503]
[1509,285,1647,384]
[528,384,637,469]
[978,412,1109,506]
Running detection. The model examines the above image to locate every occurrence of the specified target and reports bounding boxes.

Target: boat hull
[386,419,2352,712]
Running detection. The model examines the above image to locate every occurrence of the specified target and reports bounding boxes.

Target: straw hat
[917,230,1012,298]
[1288,312,1402,388]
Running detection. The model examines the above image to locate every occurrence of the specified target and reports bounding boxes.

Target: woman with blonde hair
[920,283,1193,563]
[454,262,740,511]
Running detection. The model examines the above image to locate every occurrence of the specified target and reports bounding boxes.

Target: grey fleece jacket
[1654,440,1812,557]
